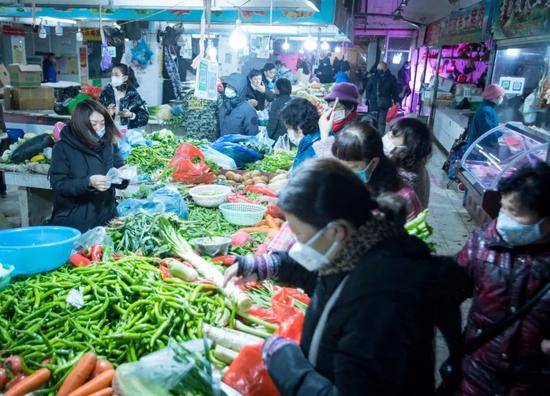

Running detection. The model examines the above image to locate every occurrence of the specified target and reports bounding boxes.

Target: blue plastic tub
[0,226,81,276]
[6,128,24,143]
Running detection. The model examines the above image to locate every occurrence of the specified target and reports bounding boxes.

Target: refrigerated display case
[458,122,550,224]
[490,42,550,129]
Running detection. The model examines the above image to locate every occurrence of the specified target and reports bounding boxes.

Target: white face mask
[111,76,124,88]
[289,224,340,271]
[496,211,545,246]
[96,127,106,138]
[382,133,406,157]
[225,87,237,99]
[495,97,504,106]
[333,109,346,122]
[287,128,302,146]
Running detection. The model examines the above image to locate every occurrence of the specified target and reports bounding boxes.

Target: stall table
[432,107,474,153]
[2,169,139,227]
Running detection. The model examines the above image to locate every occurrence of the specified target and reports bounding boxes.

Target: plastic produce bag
[169,143,214,184]
[114,339,223,396]
[211,135,267,169]
[201,146,237,170]
[256,127,275,148]
[223,345,279,396]
[105,165,138,187]
[74,226,113,253]
[273,135,291,152]
[117,185,189,219]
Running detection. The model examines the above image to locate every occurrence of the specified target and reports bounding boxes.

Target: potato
[250,170,262,177]
[243,179,254,185]
[233,174,244,182]
[225,171,236,181]
[217,175,227,180]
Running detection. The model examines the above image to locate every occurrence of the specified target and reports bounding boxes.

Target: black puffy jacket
[366,70,400,111]
[268,233,468,396]
[49,126,128,232]
[99,84,149,129]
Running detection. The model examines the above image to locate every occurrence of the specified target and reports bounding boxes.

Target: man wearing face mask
[223,159,467,396]
[456,163,550,396]
[365,62,400,134]
[219,73,259,136]
[467,84,505,150]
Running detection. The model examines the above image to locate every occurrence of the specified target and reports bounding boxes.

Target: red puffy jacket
[457,220,550,396]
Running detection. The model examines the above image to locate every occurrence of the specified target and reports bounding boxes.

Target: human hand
[542,339,550,355]
[319,108,336,140]
[222,263,258,288]
[256,81,266,93]
[107,104,116,117]
[89,175,109,192]
[248,99,259,108]
[119,109,134,119]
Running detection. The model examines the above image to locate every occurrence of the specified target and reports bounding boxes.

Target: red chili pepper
[266,204,283,219]
[159,262,171,279]
[80,247,92,259]
[244,185,278,197]
[112,253,126,260]
[69,253,91,268]
[227,194,255,204]
[212,255,236,265]
[89,245,103,263]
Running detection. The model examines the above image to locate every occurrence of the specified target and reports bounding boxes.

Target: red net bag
[169,143,213,184]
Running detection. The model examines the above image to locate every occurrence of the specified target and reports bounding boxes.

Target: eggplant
[10,134,55,163]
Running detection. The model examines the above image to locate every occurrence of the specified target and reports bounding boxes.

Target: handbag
[436,282,550,395]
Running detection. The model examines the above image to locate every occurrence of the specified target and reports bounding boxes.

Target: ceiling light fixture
[229,18,247,50]
[282,40,290,51]
[76,28,83,42]
[303,36,317,51]
[38,24,47,39]
[55,23,63,36]
[321,41,329,51]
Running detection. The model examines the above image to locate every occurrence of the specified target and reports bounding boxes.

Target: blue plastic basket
[0,226,81,276]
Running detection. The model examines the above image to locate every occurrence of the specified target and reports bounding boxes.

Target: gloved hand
[223,253,281,287]
[262,336,297,368]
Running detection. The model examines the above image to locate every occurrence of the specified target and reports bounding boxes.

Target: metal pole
[410,47,420,113]
[417,46,429,116]
[428,47,442,127]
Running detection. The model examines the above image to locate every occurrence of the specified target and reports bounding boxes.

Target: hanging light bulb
[282,40,290,51]
[206,40,217,61]
[334,45,342,54]
[38,24,47,39]
[303,36,317,52]
[76,28,83,42]
[55,23,63,36]
[229,19,247,50]
[321,41,330,51]
[299,48,304,55]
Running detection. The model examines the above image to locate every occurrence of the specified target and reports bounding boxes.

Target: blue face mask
[96,128,106,138]
[356,168,368,183]
[496,211,545,246]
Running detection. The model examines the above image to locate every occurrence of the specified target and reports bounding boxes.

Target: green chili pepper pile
[245,150,295,173]
[0,256,230,387]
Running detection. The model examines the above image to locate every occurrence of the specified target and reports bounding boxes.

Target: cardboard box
[0,64,10,88]
[3,87,55,110]
[8,64,42,87]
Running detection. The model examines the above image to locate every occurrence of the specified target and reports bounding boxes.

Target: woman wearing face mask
[383,118,433,209]
[315,119,422,222]
[219,73,259,136]
[456,162,550,396]
[99,64,149,129]
[49,100,129,233]
[223,159,466,396]
[466,84,505,150]
[323,82,360,134]
[279,97,321,171]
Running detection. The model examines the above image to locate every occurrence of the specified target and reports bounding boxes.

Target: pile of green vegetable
[245,150,295,173]
[405,209,436,251]
[0,256,230,387]
[126,129,180,175]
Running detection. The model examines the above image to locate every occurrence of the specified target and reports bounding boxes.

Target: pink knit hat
[482,84,505,100]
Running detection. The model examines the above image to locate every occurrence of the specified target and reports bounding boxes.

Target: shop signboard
[194,58,218,101]
[498,76,525,95]
[439,2,486,45]
[485,0,550,40]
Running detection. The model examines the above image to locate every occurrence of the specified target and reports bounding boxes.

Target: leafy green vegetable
[245,150,295,173]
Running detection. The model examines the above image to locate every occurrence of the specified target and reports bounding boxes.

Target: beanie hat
[482,84,505,100]
[324,83,360,104]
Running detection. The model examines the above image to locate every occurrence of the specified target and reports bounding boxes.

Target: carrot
[67,369,115,396]
[92,360,114,378]
[239,226,271,234]
[264,214,277,229]
[57,352,97,396]
[88,387,113,396]
[4,368,50,396]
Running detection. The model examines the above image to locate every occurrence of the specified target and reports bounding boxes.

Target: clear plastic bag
[113,339,223,396]
[201,146,237,170]
[105,165,138,187]
[117,185,189,219]
[256,128,275,148]
[273,135,291,152]
[74,226,113,253]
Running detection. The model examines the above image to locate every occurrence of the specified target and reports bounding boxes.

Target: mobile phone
[328,98,339,118]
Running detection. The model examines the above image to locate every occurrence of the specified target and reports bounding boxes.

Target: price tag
[194,58,219,101]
